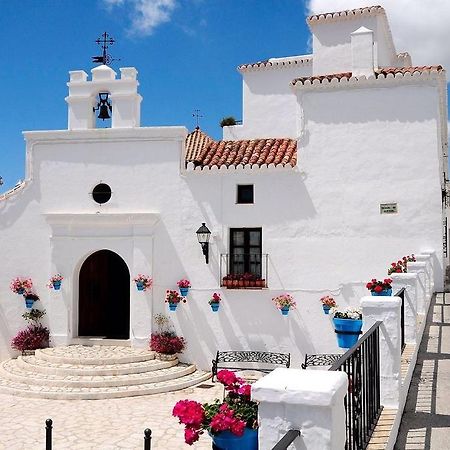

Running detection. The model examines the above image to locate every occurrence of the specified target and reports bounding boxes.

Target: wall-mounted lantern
[196,223,211,264]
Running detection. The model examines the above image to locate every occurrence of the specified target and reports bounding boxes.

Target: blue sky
[0,0,310,192]
[0,0,448,192]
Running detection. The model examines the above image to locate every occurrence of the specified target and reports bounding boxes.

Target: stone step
[0,359,196,388]
[0,369,211,400]
[35,345,155,365]
[16,355,177,376]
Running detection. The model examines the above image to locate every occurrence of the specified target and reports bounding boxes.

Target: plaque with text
[380,203,398,214]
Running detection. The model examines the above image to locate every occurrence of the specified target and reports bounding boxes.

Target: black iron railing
[329,321,383,450]
[272,429,301,449]
[395,288,406,351]
[220,253,269,288]
[45,420,152,449]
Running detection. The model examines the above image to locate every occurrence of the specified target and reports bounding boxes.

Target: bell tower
[65,65,142,130]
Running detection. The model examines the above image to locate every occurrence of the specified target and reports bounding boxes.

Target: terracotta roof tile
[307,5,384,23]
[185,127,213,161]
[291,66,444,86]
[185,130,297,169]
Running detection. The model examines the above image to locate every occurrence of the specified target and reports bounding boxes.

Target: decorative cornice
[238,56,312,73]
[185,162,296,173]
[0,181,27,202]
[307,5,384,24]
[291,66,445,89]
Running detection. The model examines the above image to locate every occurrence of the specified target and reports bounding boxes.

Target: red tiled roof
[291,66,444,86]
[185,130,297,169]
[307,5,384,22]
[185,127,213,161]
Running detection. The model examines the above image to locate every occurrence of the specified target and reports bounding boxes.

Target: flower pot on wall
[211,303,220,312]
[52,281,61,291]
[168,303,178,312]
[323,305,331,314]
[179,287,189,297]
[211,428,258,450]
[136,281,145,291]
[280,306,290,316]
[371,289,392,296]
[333,318,363,349]
[24,298,34,309]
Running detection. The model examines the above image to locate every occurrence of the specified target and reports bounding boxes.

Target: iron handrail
[272,429,301,450]
[395,288,406,351]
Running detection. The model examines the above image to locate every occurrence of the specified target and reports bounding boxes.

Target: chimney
[351,26,375,78]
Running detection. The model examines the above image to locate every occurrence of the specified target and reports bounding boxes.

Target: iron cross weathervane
[92,32,119,66]
[192,109,203,129]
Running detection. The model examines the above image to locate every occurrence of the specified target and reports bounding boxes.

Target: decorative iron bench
[212,351,290,381]
[301,353,341,369]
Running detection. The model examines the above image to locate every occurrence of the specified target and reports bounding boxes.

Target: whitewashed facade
[0,5,447,369]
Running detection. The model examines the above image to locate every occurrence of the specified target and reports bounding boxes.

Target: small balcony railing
[220,253,269,288]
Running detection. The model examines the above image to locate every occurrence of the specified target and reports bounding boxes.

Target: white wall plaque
[380,203,398,214]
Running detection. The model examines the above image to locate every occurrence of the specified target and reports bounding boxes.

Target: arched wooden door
[78,250,130,339]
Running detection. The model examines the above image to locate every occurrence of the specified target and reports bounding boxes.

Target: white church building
[0,5,447,370]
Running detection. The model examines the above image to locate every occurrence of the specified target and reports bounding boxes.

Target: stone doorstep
[0,370,211,400]
[16,355,174,376]
[0,360,197,388]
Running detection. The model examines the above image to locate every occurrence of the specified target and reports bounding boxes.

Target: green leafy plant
[220,116,237,127]
[22,309,46,324]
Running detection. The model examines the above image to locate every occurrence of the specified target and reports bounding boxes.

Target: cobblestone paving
[0,381,223,449]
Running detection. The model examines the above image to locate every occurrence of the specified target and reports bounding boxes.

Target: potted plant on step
[165,290,186,311]
[332,308,363,349]
[10,277,33,295]
[366,278,393,296]
[272,293,296,316]
[209,293,221,312]
[48,274,63,290]
[320,295,337,314]
[11,308,50,355]
[150,314,186,361]
[177,279,191,297]
[173,369,258,449]
[133,274,153,291]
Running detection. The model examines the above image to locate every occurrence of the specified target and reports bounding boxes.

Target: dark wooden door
[78,250,130,339]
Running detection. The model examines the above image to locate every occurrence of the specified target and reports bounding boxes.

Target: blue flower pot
[136,281,144,291]
[323,305,331,314]
[333,318,363,349]
[25,298,34,309]
[211,428,258,450]
[17,288,25,295]
[211,303,220,312]
[371,288,392,296]
[52,281,61,290]
[179,287,189,297]
[168,303,178,311]
[281,306,290,316]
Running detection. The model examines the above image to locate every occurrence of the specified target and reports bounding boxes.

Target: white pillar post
[420,249,436,293]
[407,262,427,314]
[360,296,401,408]
[391,273,418,345]
[415,254,432,303]
[252,368,348,450]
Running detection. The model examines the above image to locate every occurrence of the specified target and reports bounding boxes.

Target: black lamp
[196,223,211,264]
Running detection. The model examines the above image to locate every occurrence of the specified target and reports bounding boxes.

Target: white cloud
[105,0,177,36]
[307,0,450,69]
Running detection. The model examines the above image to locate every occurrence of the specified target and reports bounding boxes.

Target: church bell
[94,92,112,120]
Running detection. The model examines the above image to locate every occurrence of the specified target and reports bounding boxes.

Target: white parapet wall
[252,368,348,450]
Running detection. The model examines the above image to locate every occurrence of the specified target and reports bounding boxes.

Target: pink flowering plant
[166,290,185,304]
[320,296,337,308]
[133,274,153,291]
[177,279,191,288]
[272,293,296,310]
[209,293,221,305]
[10,277,33,295]
[173,369,257,445]
[387,255,416,275]
[47,274,63,289]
